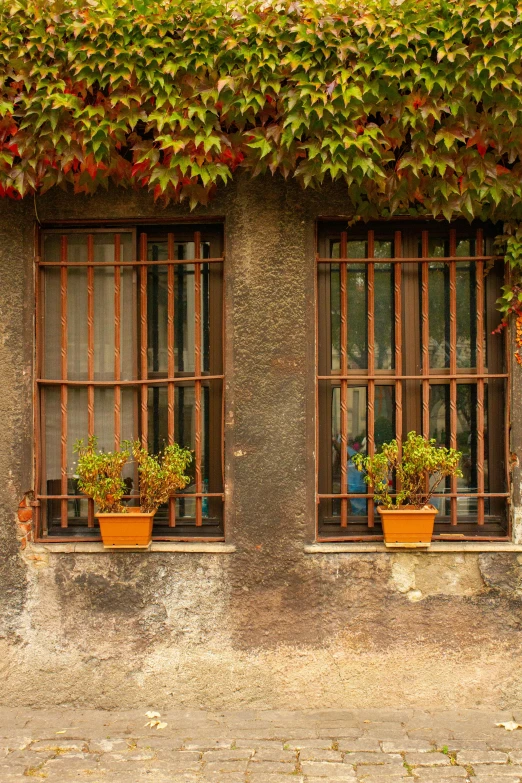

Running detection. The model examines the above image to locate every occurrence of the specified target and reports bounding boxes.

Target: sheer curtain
[42,232,136,516]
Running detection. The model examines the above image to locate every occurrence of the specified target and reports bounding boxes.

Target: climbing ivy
[3,0,522,327]
[0,0,521,213]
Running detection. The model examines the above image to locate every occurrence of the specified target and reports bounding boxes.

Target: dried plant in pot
[352,432,462,548]
[74,437,192,549]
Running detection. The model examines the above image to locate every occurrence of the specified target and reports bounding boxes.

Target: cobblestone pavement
[3,708,522,782]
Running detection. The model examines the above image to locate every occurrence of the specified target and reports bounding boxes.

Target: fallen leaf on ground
[145,711,161,719]
[496,721,522,731]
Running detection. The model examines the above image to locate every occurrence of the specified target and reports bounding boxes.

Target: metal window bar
[35,227,225,541]
[316,224,510,541]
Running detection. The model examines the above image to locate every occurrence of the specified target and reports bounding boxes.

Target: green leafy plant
[129,441,192,514]
[352,431,462,510]
[74,436,130,513]
[2,0,522,332]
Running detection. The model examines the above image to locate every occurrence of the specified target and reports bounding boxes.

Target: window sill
[28,541,236,554]
[305,541,522,554]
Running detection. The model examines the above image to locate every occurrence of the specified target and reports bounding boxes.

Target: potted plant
[352,431,462,548]
[74,437,192,549]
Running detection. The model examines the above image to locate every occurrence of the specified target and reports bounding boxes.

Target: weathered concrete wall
[1,174,522,710]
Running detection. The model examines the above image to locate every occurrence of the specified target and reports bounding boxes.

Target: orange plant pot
[378,505,438,548]
[95,508,155,549]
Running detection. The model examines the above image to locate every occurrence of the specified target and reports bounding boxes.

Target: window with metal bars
[316,221,510,541]
[35,224,225,541]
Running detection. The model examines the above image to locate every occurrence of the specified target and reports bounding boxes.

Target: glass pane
[425,237,448,258]
[43,234,61,262]
[67,266,87,380]
[429,385,451,515]
[94,266,116,380]
[175,264,195,374]
[147,381,222,491]
[120,267,135,381]
[330,263,340,372]
[428,262,449,369]
[43,386,61,494]
[348,265,367,369]
[94,387,116,454]
[374,240,394,370]
[374,386,395,449]
[43,269,61,379]
[67,388,88,483]
[429,383,483,516]
[67,235,88,263]
[347,240,366,258]
[93,233,116,263]
[202,263,209,374]
[147,265,168,376]
[456,238,475,258]
[206,261,223,375]
[172,496,223,525]
[456,262,476,368]
[331,386,367,515]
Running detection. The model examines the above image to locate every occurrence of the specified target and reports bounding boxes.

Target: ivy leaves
[0,0,522,220]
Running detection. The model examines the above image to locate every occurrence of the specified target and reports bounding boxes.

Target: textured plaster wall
[0,175,522,709]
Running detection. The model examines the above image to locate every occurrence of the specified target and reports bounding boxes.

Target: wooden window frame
[315,219,510,542]
[34,222,226,542]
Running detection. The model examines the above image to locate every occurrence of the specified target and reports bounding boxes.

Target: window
[317,221,509,541]
[35,225,225,540]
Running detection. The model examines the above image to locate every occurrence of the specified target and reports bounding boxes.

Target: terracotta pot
[378,504,438,548]
[95,508,155,549]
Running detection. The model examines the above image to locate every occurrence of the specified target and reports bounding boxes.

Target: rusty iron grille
[316,222,510,541]
[35,226,225,541]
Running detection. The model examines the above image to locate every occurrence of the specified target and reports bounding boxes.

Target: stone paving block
[413,768,468,779]
[235,739,280,749]
[471,765,522,777]
[344,751,402,765]
[405,751,451,766]
[364,723,408,739]
[248,760,298,774]
[183,738,235,749]
[287,739,337,750]
[356,778,410,783]
[301,761,359,777]
[252,747,296,762]
[490,737,522,751]
[203,748,252,761]
[358,710,414,723]
[30,739,89,753]
[299,748,343,762]
[410,780,470,783]
[305,777,355,783]
[383,739,433,752]
[89,738,132,752]
[102,749,157,762]
[338,739,382,752]
[204,759,249,773]
[435,740,488,752]
[317,727,362,739]
[353,762,406,776]
[457,749,508,764]
[472,776,522,783]
[249,776,304,783]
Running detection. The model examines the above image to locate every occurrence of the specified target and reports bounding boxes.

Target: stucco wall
[1,174,522,709]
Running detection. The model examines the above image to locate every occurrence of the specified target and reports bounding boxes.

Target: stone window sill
[305,541,522,554]
[28,541,236,554]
